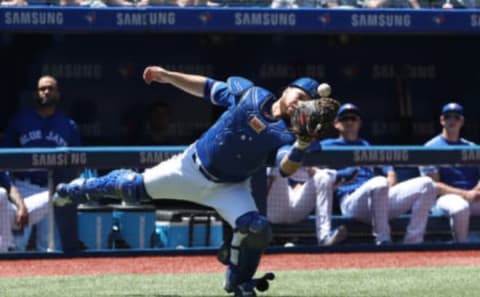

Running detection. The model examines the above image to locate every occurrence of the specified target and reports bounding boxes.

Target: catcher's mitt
[291,97,340,141]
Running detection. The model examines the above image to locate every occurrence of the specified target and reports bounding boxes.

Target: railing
[2,145,480,253]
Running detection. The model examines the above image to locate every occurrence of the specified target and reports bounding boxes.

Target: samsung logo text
[32,153,87,167]
[4,11,63,25]
[116,12,176,26]
[352,14,411,27]
[235,13,296,26]
[353,150,409,163]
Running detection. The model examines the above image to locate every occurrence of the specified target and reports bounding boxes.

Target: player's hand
[15,206,29,229]
[306,166,317,177]
[143,66,169,85]
[464,188,480,202]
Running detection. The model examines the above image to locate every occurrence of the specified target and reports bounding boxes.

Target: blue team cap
[289,77,319,98]
[441,102,464,115]
[336,103,360,119]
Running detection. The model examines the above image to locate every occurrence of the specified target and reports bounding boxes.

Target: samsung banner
[1,7,480,33]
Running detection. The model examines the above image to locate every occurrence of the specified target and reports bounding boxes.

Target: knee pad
[224,212,272,286]
[235,211,273,249]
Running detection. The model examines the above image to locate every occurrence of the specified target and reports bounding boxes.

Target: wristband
[287,146,307,163]
[294,139,310,150]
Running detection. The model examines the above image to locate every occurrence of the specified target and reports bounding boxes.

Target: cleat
[55,178,89,205]
[253,272,275,292]
[53,192,73,207]
[232,282,257,297]
[224,272,274,296]
[319,225,348,246]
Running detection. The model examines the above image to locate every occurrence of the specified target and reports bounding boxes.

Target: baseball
[317,83,331,97]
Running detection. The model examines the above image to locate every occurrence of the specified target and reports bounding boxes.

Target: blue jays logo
[85,12,97,24]
[318,14,331,24]
[249,116,266,134]
[433,15,445,25]
[199,12,212,24]
[342,65,359,79]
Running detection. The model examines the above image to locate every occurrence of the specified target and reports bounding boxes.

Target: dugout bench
[269,167,480,246]
[271,214,480,246]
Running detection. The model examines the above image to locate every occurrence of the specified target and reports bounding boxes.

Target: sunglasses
[38,86,56,91]
[443,113,462,120]
[338,115,360,122]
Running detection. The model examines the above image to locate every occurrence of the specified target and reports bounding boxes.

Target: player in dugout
[55,65,340,297]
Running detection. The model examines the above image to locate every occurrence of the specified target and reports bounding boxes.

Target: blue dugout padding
[0,145,480,170]
[1,7,480,34]
[1,145,480,253]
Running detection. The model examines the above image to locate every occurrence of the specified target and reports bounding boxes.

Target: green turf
[1,266,479,297]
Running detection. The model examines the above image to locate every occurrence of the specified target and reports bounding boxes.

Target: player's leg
[206,184,271,297]
[340,176,390,244]
[388,177,437,244]
[22,191,50,226]
[266,171,315,224]
[12,181,51,250]
[56,169,151,205]
[311,169,347,245]
[0,188,15,252]
[434,194,470,242]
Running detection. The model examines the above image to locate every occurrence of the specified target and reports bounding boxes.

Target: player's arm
[9,185,29,228]
[143,66,207,98]
[427,171,480,202]
[276,140,315,177]
[385,167,397,187]
[0,171,28,228]
[279,142,309,177]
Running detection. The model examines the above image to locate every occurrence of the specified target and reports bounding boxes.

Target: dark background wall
[1,32,479,146]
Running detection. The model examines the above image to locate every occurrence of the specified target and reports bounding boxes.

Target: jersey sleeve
[67,119,82,146]
[0,171,12,193]
[381,166,394,175]
[203,79,235,108]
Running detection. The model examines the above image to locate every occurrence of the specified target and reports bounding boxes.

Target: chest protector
[195,77,294,183]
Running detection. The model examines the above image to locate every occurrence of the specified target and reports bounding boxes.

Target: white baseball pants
[341,176,436,244]
[0,183,49,252]
[143,144,258,227]
[432,194,480,242]
[266,168,336,242]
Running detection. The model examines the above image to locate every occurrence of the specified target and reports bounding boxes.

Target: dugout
[2,7,480,251]
[1,9,480,146]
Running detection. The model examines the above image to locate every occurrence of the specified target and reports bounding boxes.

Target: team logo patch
[249,116,266,134]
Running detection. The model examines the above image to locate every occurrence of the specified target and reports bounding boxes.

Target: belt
[192,153,221,183]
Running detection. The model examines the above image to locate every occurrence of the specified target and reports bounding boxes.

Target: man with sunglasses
[315,103,437,245]
[420,102,480,242]
[1,75,81,251]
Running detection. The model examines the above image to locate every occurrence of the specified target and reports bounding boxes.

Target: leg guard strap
[81,169,151,203]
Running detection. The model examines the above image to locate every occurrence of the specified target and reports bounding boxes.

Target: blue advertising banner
[1,7,480,33]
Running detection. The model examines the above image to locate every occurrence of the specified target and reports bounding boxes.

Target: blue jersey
[2,107,81,185]
[0,171,12,192]
[319,138,392,199]
[420,135,480,190]
[195,79,295,183]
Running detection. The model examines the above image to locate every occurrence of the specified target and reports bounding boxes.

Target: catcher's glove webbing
[291,97,341,142]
